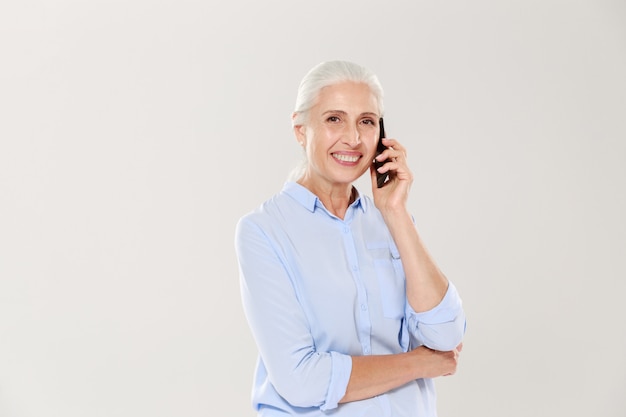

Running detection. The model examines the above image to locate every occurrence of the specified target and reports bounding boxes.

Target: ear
[292,112,306,147]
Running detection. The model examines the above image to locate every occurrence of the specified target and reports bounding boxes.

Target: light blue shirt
[235,182,465,417]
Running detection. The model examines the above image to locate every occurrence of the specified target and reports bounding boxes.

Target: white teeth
[333,153,359,162]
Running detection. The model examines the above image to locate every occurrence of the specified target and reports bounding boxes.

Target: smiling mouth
[332,153,361,163]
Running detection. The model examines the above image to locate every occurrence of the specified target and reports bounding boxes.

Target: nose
[343,124,361,147]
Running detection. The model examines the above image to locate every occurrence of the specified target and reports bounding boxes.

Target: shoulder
[235,189,296,240]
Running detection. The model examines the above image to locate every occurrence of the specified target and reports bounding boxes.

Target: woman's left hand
[370,137,414,215]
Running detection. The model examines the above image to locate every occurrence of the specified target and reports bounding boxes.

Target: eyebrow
[322,110,379,118]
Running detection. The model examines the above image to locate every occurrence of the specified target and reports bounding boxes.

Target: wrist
[380,206,412,227]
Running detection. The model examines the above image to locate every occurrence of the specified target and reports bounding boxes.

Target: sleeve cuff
[320,352,352,411]
[407,282,466,351]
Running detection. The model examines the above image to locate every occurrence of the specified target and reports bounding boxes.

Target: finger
[375,141,404,156]
[380,138,407,154]
[376,160,411,180]
[375,147,407,164]
[374,148,389,162]
[375,160,397,174]
[374,150,401,163]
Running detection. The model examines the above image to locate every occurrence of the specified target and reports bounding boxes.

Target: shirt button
[352,265,358,272]
[343,227,349,233]
[361,304,367,311]
[364,347,370,354]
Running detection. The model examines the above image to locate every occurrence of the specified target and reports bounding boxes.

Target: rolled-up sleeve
[406,281,466,351]
[320,352,352,411]
[236,216,351,411]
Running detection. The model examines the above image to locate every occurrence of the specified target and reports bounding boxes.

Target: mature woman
[235,61,466,416]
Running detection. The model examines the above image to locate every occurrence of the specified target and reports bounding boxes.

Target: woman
[235,61,466,416]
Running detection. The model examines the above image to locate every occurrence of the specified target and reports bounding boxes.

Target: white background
[1,1,625,416]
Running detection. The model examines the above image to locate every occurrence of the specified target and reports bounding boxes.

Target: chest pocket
[368,241,406,319]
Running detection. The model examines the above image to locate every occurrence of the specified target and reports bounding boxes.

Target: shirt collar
[282,181,367,214]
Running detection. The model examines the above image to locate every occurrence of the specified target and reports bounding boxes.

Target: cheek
[305,131,328,155]
[324,125,342,140]
[364,131,378,151]
[312,126,340,149]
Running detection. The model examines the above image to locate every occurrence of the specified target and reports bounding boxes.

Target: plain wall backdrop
[1,1,625,416]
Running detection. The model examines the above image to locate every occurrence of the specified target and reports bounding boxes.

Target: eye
[361,118,375,125]
[327,116,341,123]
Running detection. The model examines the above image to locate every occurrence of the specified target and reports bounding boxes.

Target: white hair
[288,61,385,181]
[292,60,385,126]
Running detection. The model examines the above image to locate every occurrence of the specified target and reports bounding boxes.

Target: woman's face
[295,81,380,190]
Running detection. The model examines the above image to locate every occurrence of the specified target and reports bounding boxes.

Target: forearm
[340,352,416,403]
[381,207,448,313]
[340,347,459,403]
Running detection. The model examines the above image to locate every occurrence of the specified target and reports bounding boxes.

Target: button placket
[340,221,372,356]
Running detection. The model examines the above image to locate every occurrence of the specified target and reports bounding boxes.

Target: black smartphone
[374,117,389,188]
